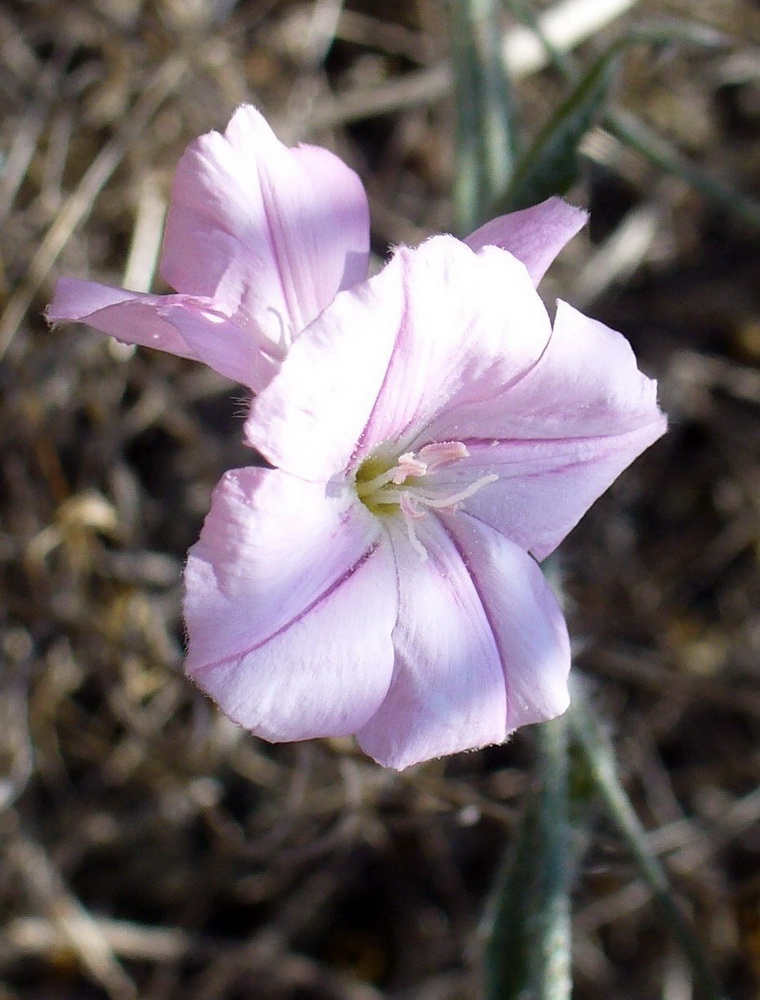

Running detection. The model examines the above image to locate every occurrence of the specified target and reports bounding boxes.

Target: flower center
[355,441,497,560]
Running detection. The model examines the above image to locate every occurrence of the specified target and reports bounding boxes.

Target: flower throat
[355,441,497,559]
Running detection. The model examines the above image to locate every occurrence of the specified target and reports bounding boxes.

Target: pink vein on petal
[433,513,513,714]
[191,539,384,675]
[346,272,413,471]
[258,170,295,329]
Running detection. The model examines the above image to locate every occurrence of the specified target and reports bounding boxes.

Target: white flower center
[355,441,497,560]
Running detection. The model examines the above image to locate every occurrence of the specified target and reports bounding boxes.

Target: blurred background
[1,1,760,998]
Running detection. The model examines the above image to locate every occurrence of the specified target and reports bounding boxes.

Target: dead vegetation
[1,1,760,998]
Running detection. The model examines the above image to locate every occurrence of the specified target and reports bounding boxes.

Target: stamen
[357,471,401,499]
[356,452,427,499]
[392,452,427,482]
[366,487,405,506]
[417,441,469,472]
[355,440,498,561]
[411,473,498,513]
[402,510,429,562]
[400,494,425,520]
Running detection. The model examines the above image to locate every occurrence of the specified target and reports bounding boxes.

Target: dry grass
[1,1,760,998]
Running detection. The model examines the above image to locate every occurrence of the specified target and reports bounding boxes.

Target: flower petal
[464,197,587,286]
[184,467,397,742]
[429,300,667,559]
[441,428,665,562]
[441,513,570,730]
[357,239,553,460]
[489,300,667,440]
[421,298,663,446]
[157,301,279,391]
[246,237,551,481]
[47,278,201,362]
[244,250,408,481]
[356,514,509,769]
[161,105,370,351]
[47,278,278,389]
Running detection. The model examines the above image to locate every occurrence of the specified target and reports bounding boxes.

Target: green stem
[533,713,573,1000]
[482,713,572,1000]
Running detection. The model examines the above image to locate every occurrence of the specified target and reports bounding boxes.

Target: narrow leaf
[606,107,760,230]
[492,45,617,214]
[569,681,728,1000]
[482,714,572,1000]
[492,15,728,215]
[449,0,519,233]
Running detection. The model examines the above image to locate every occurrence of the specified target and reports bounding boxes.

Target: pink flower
[47,106,371,393]
[184,234,666,770]
[48,104,665,768]
[47,103,586,394]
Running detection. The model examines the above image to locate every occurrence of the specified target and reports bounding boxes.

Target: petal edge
[465,197,586,286]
